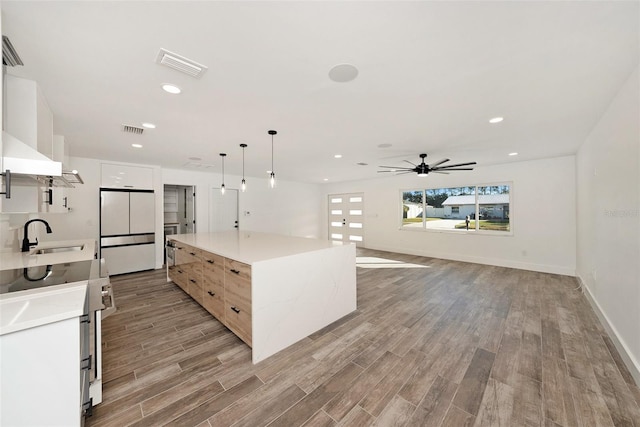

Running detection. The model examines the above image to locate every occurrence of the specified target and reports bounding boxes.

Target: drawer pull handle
[207,260,215,264]
[231,306,240,314]
[230,269,240,275]
[190,279,196,283]
[190,252,196,256]
[207,291,215,296]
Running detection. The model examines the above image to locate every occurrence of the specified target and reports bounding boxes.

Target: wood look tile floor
[87,249,640,427]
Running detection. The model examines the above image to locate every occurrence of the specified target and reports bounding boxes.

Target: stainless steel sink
[34,245,85,254]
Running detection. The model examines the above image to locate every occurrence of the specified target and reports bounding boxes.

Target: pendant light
[240,143,247,192]
[268,130,277,188]
[219,153,226,195]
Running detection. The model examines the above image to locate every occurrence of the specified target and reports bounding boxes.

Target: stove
[0,260,95,294]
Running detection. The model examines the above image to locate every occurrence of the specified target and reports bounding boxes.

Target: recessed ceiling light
[377,143,392,148]
[266,170,272,174]
[489,117,504,124]
[162,83,181,94]
[334,154,342,159]
[509,152,518,156]
[131,144,143,148]
[356,162,368,166]
[328,63,359,83]
[323,178,329,181]
[142,122,156,129]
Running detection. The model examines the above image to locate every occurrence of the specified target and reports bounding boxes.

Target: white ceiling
[2,1,638,184]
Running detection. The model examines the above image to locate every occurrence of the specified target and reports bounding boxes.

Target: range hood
[1,131,84,189]
[3,131,62,176]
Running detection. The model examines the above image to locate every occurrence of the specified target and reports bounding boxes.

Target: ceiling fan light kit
[378,153,477,177]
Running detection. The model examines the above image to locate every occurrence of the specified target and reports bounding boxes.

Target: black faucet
[21,219,53,252]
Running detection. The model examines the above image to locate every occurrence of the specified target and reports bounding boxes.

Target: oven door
[166,241,176,267]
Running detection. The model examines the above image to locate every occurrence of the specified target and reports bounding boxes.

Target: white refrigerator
[100,189,155,275]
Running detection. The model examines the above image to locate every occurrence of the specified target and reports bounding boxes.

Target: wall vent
[122,124,144,135]
[3,36,24,66]
[155,48,208,78]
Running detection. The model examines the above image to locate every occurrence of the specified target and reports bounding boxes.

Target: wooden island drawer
[202,251,224,270]
[203,275,225,320]
[188,272,204,305]
[225,300,251,346]
[168,265,189,292]
[225,259,251,281]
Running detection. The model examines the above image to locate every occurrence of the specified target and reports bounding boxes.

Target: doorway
[210,188,239,232]
[328,193,364,247]
[163,185,196,235]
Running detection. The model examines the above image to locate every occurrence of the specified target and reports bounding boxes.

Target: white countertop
[169,231,347,264]
[0,281,87,335]
[0,239,97,271]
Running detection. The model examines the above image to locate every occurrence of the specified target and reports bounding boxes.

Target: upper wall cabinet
[3,75,53,158]
[101,164,153,190]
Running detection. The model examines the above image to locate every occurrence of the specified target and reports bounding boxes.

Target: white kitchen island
[167,231,356,363]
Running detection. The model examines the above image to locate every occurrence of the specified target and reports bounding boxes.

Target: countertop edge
[0,282,88,336]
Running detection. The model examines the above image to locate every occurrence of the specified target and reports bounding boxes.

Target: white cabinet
[101,164,153,190]
[0,317,82,426]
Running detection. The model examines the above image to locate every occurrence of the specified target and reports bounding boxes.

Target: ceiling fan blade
[431,171,450,174]
[403,160,417,167]
[428,158,449,168]
[395,171,415,175]
[431,167,474,171]
[434,161,477,169]
[378,166,414,170]
[377,170,396,173]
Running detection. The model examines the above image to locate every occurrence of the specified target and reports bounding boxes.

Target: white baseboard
[577,275,640,386]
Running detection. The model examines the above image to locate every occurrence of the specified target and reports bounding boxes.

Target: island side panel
[251,243,356,363]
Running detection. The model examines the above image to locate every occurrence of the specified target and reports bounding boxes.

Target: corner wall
[576,66,640,383]
[322,155,577,276]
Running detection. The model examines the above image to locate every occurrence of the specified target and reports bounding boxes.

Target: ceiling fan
[378,153,477,177]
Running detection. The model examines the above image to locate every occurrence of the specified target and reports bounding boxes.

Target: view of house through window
[401,184,511,233]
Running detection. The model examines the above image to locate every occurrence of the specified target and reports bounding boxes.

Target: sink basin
[33,245,85,254]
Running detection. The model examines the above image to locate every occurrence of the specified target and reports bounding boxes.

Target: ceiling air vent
[155,48,208,78]
[121,124,144,135]
[3,36,24,66]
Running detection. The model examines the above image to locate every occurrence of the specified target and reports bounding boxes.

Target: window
[400,184,511,233]
[402,190,424,228]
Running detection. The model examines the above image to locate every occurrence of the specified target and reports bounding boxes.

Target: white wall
[322,155,577,275]
[162,167,323,238]
[576,66,640,383]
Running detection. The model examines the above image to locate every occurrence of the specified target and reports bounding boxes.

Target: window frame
[399,182,513,236]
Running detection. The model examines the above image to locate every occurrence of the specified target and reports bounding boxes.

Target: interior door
[100,191,129,236]
[210,188,238,232]
[328,193,364,247]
